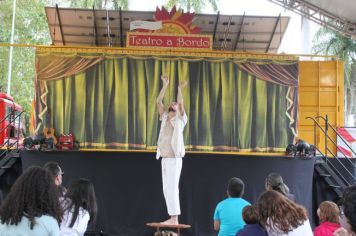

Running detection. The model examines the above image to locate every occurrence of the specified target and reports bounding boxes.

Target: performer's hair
[168,107,176,112]
[227,177,245,198]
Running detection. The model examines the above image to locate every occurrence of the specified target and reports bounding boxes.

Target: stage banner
[127,6,212,50]
[337,127,356,157]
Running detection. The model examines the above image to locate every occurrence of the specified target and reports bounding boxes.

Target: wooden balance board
[146,222,191,236]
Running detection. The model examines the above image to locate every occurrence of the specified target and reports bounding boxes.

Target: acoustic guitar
[43,108,58,145]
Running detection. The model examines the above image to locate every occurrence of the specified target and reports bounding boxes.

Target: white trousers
[161,157,182,216]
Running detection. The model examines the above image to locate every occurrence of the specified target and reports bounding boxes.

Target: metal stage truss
[267,0,356,39]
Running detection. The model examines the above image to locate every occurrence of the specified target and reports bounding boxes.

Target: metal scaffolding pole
[7,0,17,95]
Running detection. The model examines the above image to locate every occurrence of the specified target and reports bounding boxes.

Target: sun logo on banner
[127,5,211,50]
[153,6,201,34]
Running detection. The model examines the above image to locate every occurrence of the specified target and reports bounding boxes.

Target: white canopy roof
[45,7,290,53]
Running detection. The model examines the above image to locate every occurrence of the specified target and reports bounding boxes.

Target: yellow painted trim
[79,148,286,156]
[0,43,339,60]
[35,47,296,60]
[79,142,286,152]
[338,60,345,126]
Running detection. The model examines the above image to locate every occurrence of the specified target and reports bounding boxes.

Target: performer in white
[156,75,188,225]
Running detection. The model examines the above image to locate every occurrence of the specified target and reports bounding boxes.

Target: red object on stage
[58,134,74,150]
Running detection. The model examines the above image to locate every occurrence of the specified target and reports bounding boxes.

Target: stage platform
[20,150,315,236]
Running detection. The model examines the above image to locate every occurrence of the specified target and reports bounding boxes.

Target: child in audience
[60,178,97,236]
[257,190,313,236]
[314,201,341,236]
[236,205,267,236]
[0,166,62,236]
[214,177,251,236]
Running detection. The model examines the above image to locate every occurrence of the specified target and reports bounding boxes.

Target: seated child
[236,205,267,236]
[314,201,341,236]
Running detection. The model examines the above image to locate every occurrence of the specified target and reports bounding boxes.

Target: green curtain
[44,57,293,151]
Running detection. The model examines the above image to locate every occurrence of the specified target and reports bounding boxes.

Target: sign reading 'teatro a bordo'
[127,33,212,50]
[126,6,213,50]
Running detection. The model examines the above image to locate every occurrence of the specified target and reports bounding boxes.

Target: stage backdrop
[34,50,299,152]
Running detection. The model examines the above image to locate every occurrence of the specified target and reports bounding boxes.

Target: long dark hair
[64,178,98,228]
[0,166,63,229]
[257,190,308,233]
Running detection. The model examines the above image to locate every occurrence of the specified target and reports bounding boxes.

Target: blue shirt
[214,198,251,236]
[0,215,60,236]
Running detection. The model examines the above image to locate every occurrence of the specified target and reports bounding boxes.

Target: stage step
[0,150,20,177]
[328,184,341,189]
[318,173,331,177]
[314,161,346,198]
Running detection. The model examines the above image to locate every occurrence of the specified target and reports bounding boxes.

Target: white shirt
[266,219,313,236]
[60,200,90,236]
[0,215,60,236]
[156,111,188,159]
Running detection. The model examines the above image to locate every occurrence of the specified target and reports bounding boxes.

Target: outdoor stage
[20,150,315,236]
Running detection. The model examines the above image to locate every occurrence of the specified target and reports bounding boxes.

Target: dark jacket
[236,224,268,236]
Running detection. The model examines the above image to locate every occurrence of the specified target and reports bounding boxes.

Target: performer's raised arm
[156,75,169,117]
[177,80,187,116]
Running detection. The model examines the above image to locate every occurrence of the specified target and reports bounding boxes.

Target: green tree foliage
[0,0,51,129]
[166,0,218,13]
[312,27,356,122]
[0,0,128,132]
[70,0,129,10]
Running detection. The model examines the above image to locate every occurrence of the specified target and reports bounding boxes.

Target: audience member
[214,177,250,236]
[0,166,62,236]
[236,205,267,236]
[60,178,98,236]
[265,172,295,202]
[44,161,66,197]
[314,201,341,236]
[257,190,313,236]
[334,186,356,236]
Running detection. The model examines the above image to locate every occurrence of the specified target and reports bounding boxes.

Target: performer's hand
[334,228,351,236]
[161,75,169,87]
[178,80,188,89]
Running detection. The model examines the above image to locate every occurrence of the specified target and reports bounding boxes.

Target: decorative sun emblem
[153,6,201,34]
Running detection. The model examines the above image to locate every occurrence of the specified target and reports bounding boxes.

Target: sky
[128,0,320,54]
